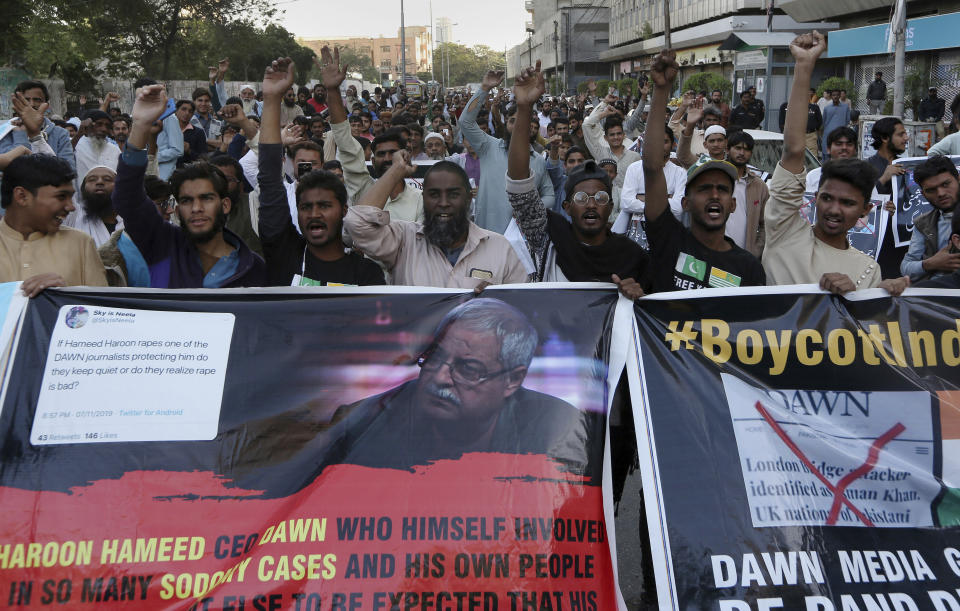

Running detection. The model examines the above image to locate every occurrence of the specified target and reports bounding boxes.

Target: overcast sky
[278,0,530,51]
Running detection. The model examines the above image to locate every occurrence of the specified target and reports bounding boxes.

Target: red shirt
[307,99,327,114]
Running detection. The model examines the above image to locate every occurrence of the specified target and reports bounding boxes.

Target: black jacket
[867,79,887,101]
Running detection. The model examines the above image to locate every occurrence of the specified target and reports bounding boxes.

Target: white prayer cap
[704,125,727,139]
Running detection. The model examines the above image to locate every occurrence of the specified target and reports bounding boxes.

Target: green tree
[12,0,316,91]
[203,22,316,85]
[816,77,857,103]
[431,42,505,87]
[683,73,732,102]
[2,0,33,67]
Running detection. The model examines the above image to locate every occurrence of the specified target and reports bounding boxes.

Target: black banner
[0,285,625,610]
[630,287,960,610]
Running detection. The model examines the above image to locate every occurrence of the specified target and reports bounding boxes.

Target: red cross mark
[754,401,906,527]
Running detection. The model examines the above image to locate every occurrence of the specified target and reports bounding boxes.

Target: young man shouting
[762,31,908,296]
[641,51,765,292]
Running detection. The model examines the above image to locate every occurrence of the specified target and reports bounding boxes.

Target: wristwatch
[28,131,48,144]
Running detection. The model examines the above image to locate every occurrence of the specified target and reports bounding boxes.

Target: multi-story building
[436,17,454,46]
[602,0,837,130]
[301,26,432,84]
[506,0,611,95]
[781,0,960,123]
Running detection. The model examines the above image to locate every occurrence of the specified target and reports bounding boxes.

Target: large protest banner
[629,286,960,610]
[0,283,630,610]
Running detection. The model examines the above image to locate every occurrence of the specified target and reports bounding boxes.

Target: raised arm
[119,84,178,260]
[356,151,415,210]
[677,99,704,169]
[315,46,348,126]
[623,83,649,135]
[259,57,292,146]
[505,62,550,264]
[507,61,544,181]
[222,103,259,141]
[460,71,503,156]
[641,50,679,223]
[582,96,616,159]
[257,57,298,240]
[316,46,370,196]
[99,92,120,113]
[781,31,826,174]
[208,58,229,112]
[668,92,693,133]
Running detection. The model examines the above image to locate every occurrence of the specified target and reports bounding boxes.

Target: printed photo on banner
[0,287,623,610]
[628,288,960,611]
[892,155,960,247]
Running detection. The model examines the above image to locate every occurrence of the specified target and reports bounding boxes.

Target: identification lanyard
[291,247,357,287]
[291,247,322,287]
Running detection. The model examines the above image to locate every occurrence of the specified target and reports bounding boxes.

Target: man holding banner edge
[505,60,649,299]
[640,50,766,293]
[762,31,909,296]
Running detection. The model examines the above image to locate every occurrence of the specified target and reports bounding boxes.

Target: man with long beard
[112,83,265,288]
[64,166,120,246]
[318,47,423,224]
[344,147,527,288]
[74,110,120,192]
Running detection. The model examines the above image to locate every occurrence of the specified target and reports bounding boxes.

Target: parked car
[744,129,820,181]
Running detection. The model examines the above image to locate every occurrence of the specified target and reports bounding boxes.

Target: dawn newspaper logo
[721,374,945,528]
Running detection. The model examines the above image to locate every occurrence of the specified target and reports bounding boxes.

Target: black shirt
[545,211,651,289]
[779,103,822,134]
[646,210,766,292]
[179,126,207,165]
[262,217,385,287]
[730,104,762,130]
[865,154,893,196]
[257,143,385,287]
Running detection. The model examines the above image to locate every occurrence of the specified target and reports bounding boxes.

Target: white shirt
[63,207,124,248]
[725,175,749,248]
[805,167,822,193]
[613,159,687,233]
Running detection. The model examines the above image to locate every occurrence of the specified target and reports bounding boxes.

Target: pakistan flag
[675,253,706,282]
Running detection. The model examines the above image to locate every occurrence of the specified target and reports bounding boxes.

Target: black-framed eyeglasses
[417,345,511,386]
[571,191,611,206]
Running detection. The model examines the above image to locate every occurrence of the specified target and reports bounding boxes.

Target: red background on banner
[0,453,613,610]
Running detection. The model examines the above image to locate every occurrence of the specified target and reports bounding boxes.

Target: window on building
[381,46,391,53]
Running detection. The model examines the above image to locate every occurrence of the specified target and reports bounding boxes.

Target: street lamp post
[400,0,407,96]
[429,0,435,85]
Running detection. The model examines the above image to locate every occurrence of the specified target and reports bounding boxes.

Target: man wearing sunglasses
[505,61,650,298]
[323,298,598,473]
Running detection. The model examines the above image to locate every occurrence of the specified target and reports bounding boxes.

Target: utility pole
[429,0,435,85]
[567,8,574,93]
[663,0,672,49]
[553,20,560,95]
[400,0,407,96]
[892,0,906,116]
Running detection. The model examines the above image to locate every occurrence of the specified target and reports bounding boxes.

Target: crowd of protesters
[2,33,958,299]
